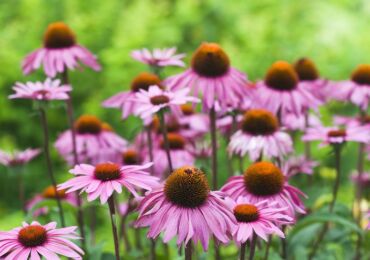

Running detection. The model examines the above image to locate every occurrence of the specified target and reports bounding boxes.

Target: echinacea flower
[350,171,370,190]
[131,47,185,68]
[331,64,370,110]
[55,115,127,165]
[58,162,159,204]
[165,42,250,112]
[282,156,318,178]
[22,22,100,77]
[334,114,370,127]
[9,78,71,101]
[228,109,293,161]
[26,186,78,214]
[302,125,370,146]
[103,72,163,119]
[226,197,292,244]
[0,221,83,259]
[0,148,40,167]
[135,166,236,250]
[221,161,306,218]
[147,133,195,178]
[254,61,321,116]
[132,85,199,119]
[281,111,322,131]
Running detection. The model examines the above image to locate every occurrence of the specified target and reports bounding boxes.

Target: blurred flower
[0,148,40,167]
[0,221,83,259]
[228,109,292,161]
[165,42,251,112]
[226,197,292,244]
[55,115,127,165]
[135,166,236,250]
[187,140,212,159]
[254,61,321,116]
[282,156,318,178]
[131,47,185,67]
[9,78,71,101]
[350,171,370,189]
[334,114,370,127]
[303,125,370,146]
[216,112,243,136]
[330,64,370,110]
[147,133,195,178]
[22,22,100,77]
[132,85,199,119]
[26,186,78,216]
[58,162,159,204]
[103,72,162,120]
[119,197,141,217]
[221,161,306,218]
[281,112,322,131]
[176,104,209,139]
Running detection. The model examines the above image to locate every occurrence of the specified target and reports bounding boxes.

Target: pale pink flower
[165,42,251,112]
[333,115,370,127]
[221,161,306,218]
[228,109,292,161]
[303,125,370,146]
[350,171,370,189]
[131,47,185,67]
[0,148,40,167]
[58,162,159,204]
[282,156,318,178]
[0,221,83,259]
[9,78,71,101]
[281,112,322,131]
[226,197,292,244]
[135,166,236,250]
[22,22,100,77]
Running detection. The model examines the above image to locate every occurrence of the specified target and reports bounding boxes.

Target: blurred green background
[0,0,370,259]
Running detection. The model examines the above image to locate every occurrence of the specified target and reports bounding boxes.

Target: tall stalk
[108,196,120,260]
[158,111,173,175]
[239,242,246,260]
[39,106,65,227]
[249,234,257,260]
[185,241,192,260]
[210,107,218,189]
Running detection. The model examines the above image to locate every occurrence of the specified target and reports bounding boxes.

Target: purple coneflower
[131,47,185,68]
[0,148,40,167]
[282,156,318,178]
[0,221,83,259]
[228,109,293,161]
[22,22,100,77]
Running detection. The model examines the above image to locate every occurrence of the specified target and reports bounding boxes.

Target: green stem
[158,111,173,175]
[108,196,120,260]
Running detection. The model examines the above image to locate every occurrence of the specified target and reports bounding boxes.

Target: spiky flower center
[150,95,170,105]
[327,129,346,138]
[351,64,370,85]
[191,43,230,78]
[293,58,319,81]
[94,163,121,181]
[164,166,210,208]
[43,22,76,49]
[122,149,139,165]
[18,226,47,247]
[233,204,260,222]
[244,161,284,196]
[161,133,186,150]
[75,115,102,134]
[181,104,195,115]
[241,109,278,135]
[131,72,162,92]
[265,61,299,91]
[42,186,66,199]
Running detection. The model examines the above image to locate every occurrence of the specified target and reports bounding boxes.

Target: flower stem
[239,242,246,260]
[185,241,192,260]
[61,70,86,248]
[120,215,131,252]
[158,111,173,175]
[249,234,257,260]
[150,239,156,260]
[210,106,218,189]
[108,196,120,260]
[39,107,65,227]
[146,126,155,175]
[309,144,343,259]
[263,236,271,260]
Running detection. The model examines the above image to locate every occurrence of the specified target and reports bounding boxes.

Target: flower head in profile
[0,148,40,167]
[228,109,293,161]
[0,221,83,259]
[226,197,292,244]
[132,85,200,119]
[303,125,370,146]
[135,166,236,250]
[22,22,101,77]
[254,61,321,116]
[131,47,185,68]
[55,115,128,165]
[282,156,318,178]
[9,78,71,101]
[221,161,306,218]
[165,42,251,112]
[58,162,159,204]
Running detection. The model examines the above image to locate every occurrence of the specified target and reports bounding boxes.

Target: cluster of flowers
[0,21,369,259]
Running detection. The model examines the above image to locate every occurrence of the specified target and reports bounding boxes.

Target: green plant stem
[185,241,192,260]
[249,234,257,260]
[108,196,120,260]
[239,242,246,260]
[263,236,271,260]
[158,111,173,175]
[210,106,218,189]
